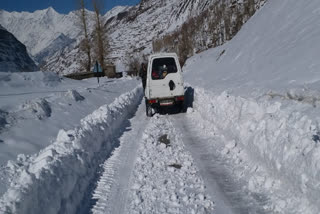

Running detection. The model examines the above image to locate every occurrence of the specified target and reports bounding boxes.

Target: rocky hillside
[153,0,267,64]
[0,25,38,72]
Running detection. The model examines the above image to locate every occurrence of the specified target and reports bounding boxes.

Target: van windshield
[151,57,177,80]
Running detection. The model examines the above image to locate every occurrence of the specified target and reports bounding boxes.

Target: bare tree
[92,0,108,74]
[224,9,231,41]
[77,0,91,72]
[126,56,140,76]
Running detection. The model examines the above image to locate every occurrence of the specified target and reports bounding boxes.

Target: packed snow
[125,116,214,213]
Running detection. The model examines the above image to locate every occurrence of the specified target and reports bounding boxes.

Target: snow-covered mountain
[0,0,262,75]
[0,6,132,74]
[34,33,76,64]
[42,0,220,74]
[0,7,95,63]
[42,6,132,75]
[0,25,38,72]
[0,0,255,75]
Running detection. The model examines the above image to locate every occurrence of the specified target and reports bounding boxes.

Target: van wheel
[180,102,185,113]
[146,103,153,117]
[176,102,184,113]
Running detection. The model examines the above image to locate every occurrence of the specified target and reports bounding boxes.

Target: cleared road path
[88,100,273,214]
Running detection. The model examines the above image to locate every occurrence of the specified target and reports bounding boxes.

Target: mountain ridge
[0,25,38,72]
[0,0,261,75]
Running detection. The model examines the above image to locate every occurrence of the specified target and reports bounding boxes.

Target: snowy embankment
[0,86,143,214]
[188,87,320,213]
[183,0,320,213]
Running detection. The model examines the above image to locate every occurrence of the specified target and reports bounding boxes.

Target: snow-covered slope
[183,0,320,212]
[34,33,76,64]
[0,25,38,72]
[184,0,320,97]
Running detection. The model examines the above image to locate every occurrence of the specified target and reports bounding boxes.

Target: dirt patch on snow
[158,134,170,147]
[168,163,182,169]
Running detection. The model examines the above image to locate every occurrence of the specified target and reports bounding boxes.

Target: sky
[0,0,140,14]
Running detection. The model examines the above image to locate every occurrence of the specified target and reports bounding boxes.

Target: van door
[149,57,184,99]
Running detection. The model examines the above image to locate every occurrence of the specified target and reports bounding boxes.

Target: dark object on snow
[0,109,8,131]
[312,132,320,143]
[115,72,123,78]
[159,134,170,147]
[168,164,182,169]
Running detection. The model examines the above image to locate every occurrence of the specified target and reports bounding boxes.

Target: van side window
[151,57,177,80]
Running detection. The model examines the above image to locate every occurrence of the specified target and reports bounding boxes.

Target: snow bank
[189,87,320,213]
[0,87,143,214]
[20,98,52,120]
[182,0,320,211]
[0,71,139,169]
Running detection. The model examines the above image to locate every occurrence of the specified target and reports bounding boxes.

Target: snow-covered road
[87,85,320,214]
[1,86,319,214]
[88,97,275,214]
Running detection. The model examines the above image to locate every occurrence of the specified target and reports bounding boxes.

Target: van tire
[176,102,184,113]
[146,103,153,117]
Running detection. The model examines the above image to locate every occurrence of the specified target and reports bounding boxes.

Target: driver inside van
[152,64,169,80]
[160,64,168,78]
[162,65,168,79]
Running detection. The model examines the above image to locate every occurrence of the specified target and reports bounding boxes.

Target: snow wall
[190,87,320,213]
[0,87,143,214]
[183,0,320,212]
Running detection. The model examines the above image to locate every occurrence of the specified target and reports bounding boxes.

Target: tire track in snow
[91,102,149,214]
[172,113,273,214]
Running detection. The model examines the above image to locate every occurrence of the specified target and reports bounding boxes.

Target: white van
[144,53,184,117]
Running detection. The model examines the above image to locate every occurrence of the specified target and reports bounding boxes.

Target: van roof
[149,53,178,59]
